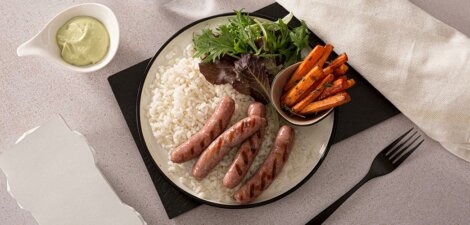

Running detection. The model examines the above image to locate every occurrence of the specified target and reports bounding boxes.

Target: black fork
[307,128,424,225]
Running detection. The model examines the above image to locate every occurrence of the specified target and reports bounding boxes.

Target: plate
[137,13,336,208]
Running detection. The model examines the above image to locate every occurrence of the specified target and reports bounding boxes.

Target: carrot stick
[283,45,324,91]
[346,79,355,88]
[334,64,349,76]
[292,74,335,113]
[281,66,323,107]
[336,75,347,82]
[297,82,318,101]
[318,78,346,100]
[323,53,348,74]
[319,78,355,100]
[300,92,351,115]
[317,44,333,68]
[298,72,330,100]
[329,53,348,68]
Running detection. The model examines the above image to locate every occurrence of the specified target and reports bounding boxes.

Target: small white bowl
[271,62,333,126]
[16,3,119,73]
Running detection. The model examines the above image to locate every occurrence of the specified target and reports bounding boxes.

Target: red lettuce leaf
[198,54,272,104]
[233,54,271,104]
[199,57,250,96]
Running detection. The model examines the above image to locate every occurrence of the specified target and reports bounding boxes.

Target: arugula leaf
[290,21,310,54]
[193,27,241,62]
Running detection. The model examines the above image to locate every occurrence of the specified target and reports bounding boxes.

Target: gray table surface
[1,0,469,224]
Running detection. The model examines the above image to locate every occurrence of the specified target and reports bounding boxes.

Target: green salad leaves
[193,11,310,104]
[193,11,310,67]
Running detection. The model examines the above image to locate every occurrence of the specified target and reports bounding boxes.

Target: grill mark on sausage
[241,150,248,165]
[282,143,289,163]
[250,145,257,154]
[255,184,261,193]
[248,118,255,128]
[215,139,223,154]
[190,147,194,155]
[209,129,215,140]
[272,158,277,177]
[248,137,255,149]
[235,164,242,176]
[202,136,209,147]
[249,184,255,198]
[260,171,267,189]
[227,130,233,143]
[250,146,257,154]
[199,140,204,149]
[218,119,223,133]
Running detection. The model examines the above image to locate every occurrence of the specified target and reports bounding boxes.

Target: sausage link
[192,115,266,180]
[170,96,235,163]
[223,103,266,188]
[247,102,267,120]
[233,126,295,204]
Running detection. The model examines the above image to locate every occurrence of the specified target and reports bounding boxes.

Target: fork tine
[387,131,417,157]
[383,128,414,156]
[389,135,420,162]
[386,130,416,156]
[393,139,424,166]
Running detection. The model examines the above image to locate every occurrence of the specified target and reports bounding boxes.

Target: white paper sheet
[0,116,147,225]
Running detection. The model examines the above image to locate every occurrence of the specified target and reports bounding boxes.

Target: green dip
[56,16,109,66]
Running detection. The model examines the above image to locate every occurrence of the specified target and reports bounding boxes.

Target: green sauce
[56,16,109,66]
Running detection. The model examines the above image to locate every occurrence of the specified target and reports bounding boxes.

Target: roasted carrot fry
[292,74,335,113]
[297,82,318,101]
[298,73,329,100]
[318,77,346,100]
[333,64,349,76]
[281,66,323,107]
[319,78,355,100]
[283,45,325,91]
[336,75,347,82]
[346,79,355,88]
[323,67,333,75]
[300,92,351,114]
[329,53,348,68]
[317,44,333,68]
[323,53,348,74]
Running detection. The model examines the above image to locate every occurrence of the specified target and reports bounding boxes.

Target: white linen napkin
[276,0,470,162]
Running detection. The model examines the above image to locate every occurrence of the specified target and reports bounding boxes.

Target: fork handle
[307,174,373,225]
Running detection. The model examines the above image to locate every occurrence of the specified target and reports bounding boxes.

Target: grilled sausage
[233,126,295,204]
[170,96,235,163]
[223,103,266,189]
[192,115,266,180]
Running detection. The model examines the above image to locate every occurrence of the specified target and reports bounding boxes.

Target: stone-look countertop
[1,0,469,224]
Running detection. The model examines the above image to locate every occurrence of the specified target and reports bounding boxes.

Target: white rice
[146,44,319,203]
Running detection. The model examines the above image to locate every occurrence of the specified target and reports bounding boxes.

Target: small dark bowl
[271,62,333,126]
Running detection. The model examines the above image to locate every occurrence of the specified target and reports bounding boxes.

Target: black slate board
[108,2,399,219]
